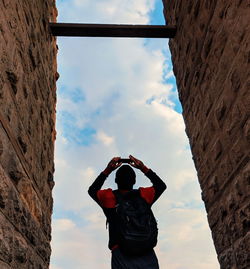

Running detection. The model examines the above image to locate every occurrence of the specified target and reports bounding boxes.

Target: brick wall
[0,0,57,268]
[163,1,249,268]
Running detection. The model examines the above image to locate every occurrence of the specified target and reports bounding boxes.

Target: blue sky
[51,1,219,268]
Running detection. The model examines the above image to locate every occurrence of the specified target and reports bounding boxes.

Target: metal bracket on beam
[49,23,176,38]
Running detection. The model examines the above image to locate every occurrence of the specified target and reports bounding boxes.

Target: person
[88,155,167,269]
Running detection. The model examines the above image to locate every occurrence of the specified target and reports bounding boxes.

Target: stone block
[0,219,13,264]
[0,0,57,267]
[234,232,250,268]
[0,261,11,269]
[164,0,250,267]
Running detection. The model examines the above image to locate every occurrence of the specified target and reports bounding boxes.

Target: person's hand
[103,157,122,176]
[129,155,149,173]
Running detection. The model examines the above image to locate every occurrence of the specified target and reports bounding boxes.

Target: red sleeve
[139,187,155,204]
[97,189,116,208]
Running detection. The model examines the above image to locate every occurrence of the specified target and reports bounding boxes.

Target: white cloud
[79,166,95,179]
[59,0,155,24]
[156,208,218,269]
[96,131,114,146]
[51,218,109,269]
[50,265,62,269]
[172,169,197,190]
[51,0,219,268]
[53,218,76,232]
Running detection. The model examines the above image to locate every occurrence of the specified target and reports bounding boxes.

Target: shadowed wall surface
[163,0,249,268]
[0,0,57,268]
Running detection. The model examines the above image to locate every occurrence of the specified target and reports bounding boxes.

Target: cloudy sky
[50,0,219,268]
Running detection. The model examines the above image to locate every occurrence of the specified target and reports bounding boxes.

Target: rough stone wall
[0,0,57,268]
[163,1,249,268]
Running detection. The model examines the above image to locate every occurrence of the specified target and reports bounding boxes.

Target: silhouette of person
[88,155,166,269]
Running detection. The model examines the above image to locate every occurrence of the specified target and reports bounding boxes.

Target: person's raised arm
[129,155,167,203]
[88,157,122,202]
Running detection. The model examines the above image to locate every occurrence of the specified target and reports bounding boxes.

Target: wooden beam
[49,23,176,38]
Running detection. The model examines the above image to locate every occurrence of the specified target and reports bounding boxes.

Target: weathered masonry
[0,0,57,268]
[164,1,250,268]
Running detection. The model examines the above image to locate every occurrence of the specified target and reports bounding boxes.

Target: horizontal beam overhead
[49,23,176,38]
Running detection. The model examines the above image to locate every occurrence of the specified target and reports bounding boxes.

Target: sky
[50,0,219,268]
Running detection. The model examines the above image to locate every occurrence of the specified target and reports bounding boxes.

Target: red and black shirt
[88,169,166,250]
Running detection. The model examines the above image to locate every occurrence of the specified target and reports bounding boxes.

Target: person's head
[115,165,136,190]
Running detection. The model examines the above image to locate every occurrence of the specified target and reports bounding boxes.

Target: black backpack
[113,189,158,255]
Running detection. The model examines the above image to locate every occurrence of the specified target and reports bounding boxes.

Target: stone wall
[163,1,249,268]
[0,0,57,268]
